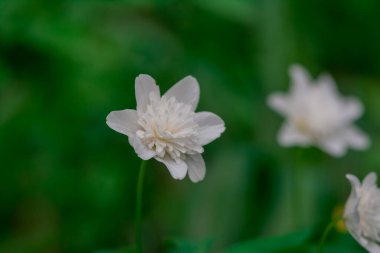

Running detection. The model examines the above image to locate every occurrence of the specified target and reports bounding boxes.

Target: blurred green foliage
[0,0,379,252]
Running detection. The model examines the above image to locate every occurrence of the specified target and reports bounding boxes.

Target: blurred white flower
[106,75,225,182]
[344,172,380,253]
[267,64,369,157]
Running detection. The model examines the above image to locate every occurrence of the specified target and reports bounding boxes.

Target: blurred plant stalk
[317,217,343,253]
[135,160,148,253]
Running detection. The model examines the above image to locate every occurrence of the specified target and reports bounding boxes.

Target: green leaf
[223,229,313,253]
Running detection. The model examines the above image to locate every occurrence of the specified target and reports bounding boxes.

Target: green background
[0,1,379,252]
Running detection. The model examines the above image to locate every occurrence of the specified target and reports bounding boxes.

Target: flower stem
[317,218,342,253]
[136,160,148,253]
[292,148,305,229]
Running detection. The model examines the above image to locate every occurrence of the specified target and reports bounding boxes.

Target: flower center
[136,93,203,161]
[294,117,314,135]
[291,89,343,139]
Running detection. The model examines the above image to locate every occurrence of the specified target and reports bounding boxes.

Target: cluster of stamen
[136,93,203,162]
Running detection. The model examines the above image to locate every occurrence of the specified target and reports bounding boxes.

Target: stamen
[136,95,202,160]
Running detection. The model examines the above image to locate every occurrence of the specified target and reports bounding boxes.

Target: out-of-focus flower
[267,64,369,157]
[344,172,380,253]
[106,75,225,182]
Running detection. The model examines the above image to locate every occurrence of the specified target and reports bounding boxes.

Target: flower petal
[135,74,160,113]
[278,122,312,147]
[342,97,364,122]
[318,134,347,157]
[346,174,361,199]
[344,126,370,150]
[194,112,225,146]
[362,172,377,191]
[106,109,139,137]
[155,156,187,180]
[289,64,312,93]
[343,174,360,228]
[361,240,380,253]
[267,93,291,116]
[129,136,156,160]
[186,154,206,183]
[164,76,199,110]
[317,73,337,93]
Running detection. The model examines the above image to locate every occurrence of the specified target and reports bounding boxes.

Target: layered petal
[362,172,377,192]
[155,156,187,180]
[278,122,312,147]
[318,134,347,157]
[316,73,337,93]
[361,241,380,253]
[164,75,200,111]
[342,97,364,123]
[186,154,206,183]
[344,174,361,217]
[344,173,380,253]
[129,136,156,160]
[135,74,160,113]
[106,109,139,137]
[323,126,370,155]
[194,112,225,146]
[346,174,361,198]
[345,126,370,150]
[267,93,291,116]
[316,126,368,157]
[289,64,311,93]
[344,174,361,247]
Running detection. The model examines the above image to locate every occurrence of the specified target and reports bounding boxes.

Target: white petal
[155,157,187,180]
[344,126,370,150]
[361,240,380,253]
[135,74,160,113]
[346,174,361,200]
[344,174,360,223]
[129,136,156,160]
[342,97,363,122]
[317,74,364,123]
[267,93,291,116]
[289,64,311,93]
[194,112,225,146]
[362,172,377,191]
[164,76,199,110]
[278,122,312,147]
[345,218,361,246]
[106,109,139,137]
[318,134,347,157]
[317,73,337,93]
[186,154,206,183]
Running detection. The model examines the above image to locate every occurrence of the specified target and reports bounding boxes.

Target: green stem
[135,160,148,253]
[317,218,342,253]
[292,148,304,229]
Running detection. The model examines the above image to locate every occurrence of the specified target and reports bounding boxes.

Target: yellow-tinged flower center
[294,117,313,135]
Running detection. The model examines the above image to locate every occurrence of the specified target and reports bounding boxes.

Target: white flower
[344,172,380,253]
[267,64,369,157]
[106,75,225,182]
